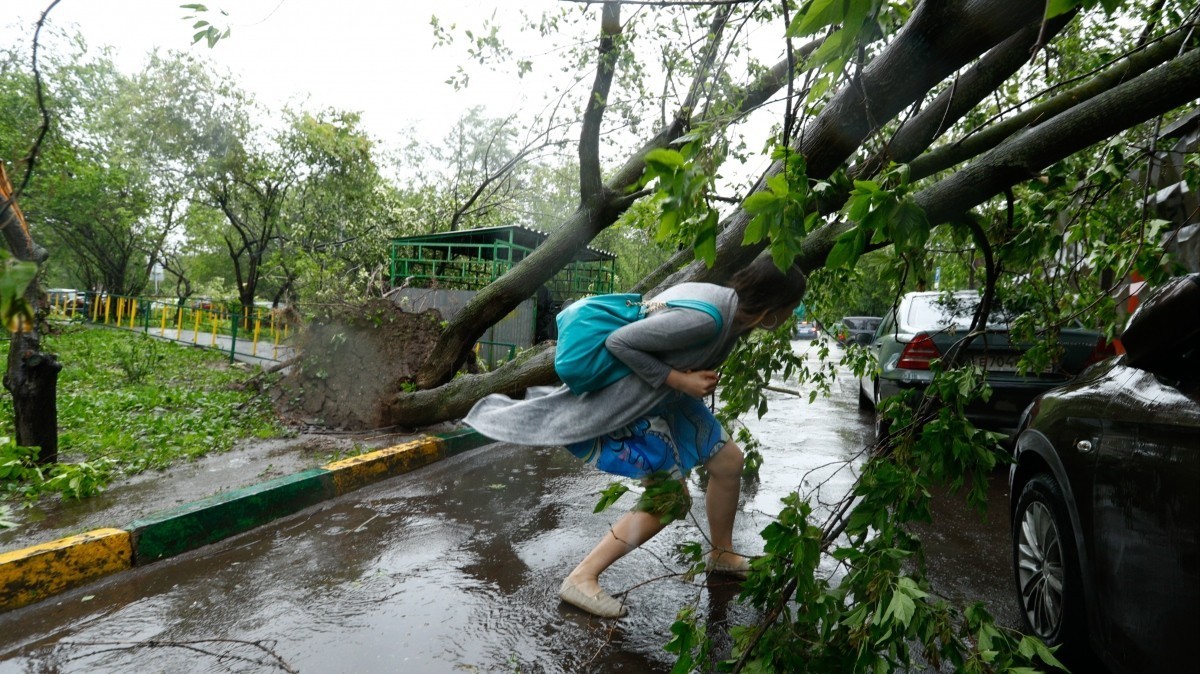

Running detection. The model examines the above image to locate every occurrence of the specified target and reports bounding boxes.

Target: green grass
[1,324,285,476]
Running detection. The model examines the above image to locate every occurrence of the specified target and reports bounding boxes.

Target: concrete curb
[0,429,494,613]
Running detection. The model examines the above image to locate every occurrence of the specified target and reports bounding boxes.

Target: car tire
[1012,474,1084,652]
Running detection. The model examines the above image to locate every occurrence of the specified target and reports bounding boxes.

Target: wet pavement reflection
[0,341,1018,673]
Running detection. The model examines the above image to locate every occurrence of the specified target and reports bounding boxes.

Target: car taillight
[897,333,941,370]
[1082,337,1118,368]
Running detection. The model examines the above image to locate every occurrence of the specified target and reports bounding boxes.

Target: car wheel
[1013,474,1084,649]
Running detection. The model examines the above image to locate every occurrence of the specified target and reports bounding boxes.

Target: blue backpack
[553,293,723,394]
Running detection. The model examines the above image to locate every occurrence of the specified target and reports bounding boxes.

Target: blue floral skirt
[566,393,730,479]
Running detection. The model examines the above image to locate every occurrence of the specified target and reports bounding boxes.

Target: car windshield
[843,317,880,331]
[905,294,1013,330]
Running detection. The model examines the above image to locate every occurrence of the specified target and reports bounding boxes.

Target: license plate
[971,353,1023,372]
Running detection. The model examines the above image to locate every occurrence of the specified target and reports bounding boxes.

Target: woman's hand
[666,369,719,398]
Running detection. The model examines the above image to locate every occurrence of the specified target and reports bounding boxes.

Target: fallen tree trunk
[385,345,559,429]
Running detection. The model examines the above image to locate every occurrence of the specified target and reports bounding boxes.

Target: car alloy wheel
[1017,499,1064,637]
[1013,474,1082,649]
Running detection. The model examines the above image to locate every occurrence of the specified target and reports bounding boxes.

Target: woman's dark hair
[728,254,807,317]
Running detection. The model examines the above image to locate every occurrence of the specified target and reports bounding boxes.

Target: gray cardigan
[464,283,741,445]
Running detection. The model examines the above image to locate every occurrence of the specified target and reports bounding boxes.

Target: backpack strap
[660,299,724,334]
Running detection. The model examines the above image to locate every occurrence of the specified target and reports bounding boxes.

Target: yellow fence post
[128,298,137,329]
[252,318,261,356]
[160,303,168,336]
[210,315,218,347]
[192,310,201,344]
[176,304,184,335]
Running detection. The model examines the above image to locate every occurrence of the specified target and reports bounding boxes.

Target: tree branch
[852,11,1074,179]
[914,47,1200,226]
[579,2,621,203]
[907,23,1193,181]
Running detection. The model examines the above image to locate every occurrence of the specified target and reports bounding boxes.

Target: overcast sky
[3,0,571,147]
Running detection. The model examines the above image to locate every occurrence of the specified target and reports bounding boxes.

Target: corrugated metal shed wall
[391,288,534,368]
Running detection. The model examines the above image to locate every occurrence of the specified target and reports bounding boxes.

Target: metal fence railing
[47,292,294,364]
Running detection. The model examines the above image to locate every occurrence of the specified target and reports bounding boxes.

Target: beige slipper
[707,553,752,579]
[558,578,628,618]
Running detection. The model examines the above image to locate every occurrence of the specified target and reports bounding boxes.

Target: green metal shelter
[389,225,617,302]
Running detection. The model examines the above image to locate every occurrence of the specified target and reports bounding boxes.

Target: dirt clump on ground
[269,299,444,430]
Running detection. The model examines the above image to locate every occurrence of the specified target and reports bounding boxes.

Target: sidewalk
[0,422,493,612]
[109,323,295,368]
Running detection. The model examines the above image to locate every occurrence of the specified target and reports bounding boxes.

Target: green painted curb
[438,427,496,456]
[128,468,335,563]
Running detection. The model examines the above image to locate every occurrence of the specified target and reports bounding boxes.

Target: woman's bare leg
[704,441,746,566]
[564,508,668,597]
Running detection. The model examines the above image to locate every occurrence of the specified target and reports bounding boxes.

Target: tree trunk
[2,168,58,463]
[4,328,61,465]
[385,345,559,428]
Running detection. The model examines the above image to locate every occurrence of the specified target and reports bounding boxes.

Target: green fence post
[229,313,240,363]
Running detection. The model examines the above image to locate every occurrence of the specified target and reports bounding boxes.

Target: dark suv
[1009,274,1199,673]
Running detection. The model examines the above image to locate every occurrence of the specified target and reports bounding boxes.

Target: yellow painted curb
[322,437,446,495]
[0,528,133,611]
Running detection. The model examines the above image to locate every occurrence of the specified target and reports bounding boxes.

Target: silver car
[858,291,1111,437]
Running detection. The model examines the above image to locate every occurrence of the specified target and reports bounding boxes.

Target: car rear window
[905,295,1012,330]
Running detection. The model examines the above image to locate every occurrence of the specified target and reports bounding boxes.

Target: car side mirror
[1121,274,1200,377]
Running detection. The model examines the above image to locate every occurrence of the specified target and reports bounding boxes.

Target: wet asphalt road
[0,341,1018,673]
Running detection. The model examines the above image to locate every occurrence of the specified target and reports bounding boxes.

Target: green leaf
[645,148,686,170]
[826,227,864,269]
[890,199,930,252]
[655,210,678,241]
[594,482,629,513]
[695,215,718,267]
[742,190,778,214]
[790,0,842,37]
[766,173,790,197]
[883,587,916,627]
[0,256,37,332]
[1032,638,1068,670]
[743,214,768,245]
[805,26,851,71]
[1044,0,1080,18]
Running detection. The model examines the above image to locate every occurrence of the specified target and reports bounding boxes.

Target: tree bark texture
[4,330,61,464]
[2,170,58,462]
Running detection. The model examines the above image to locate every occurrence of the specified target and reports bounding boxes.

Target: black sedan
[1009,273,1200,673]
